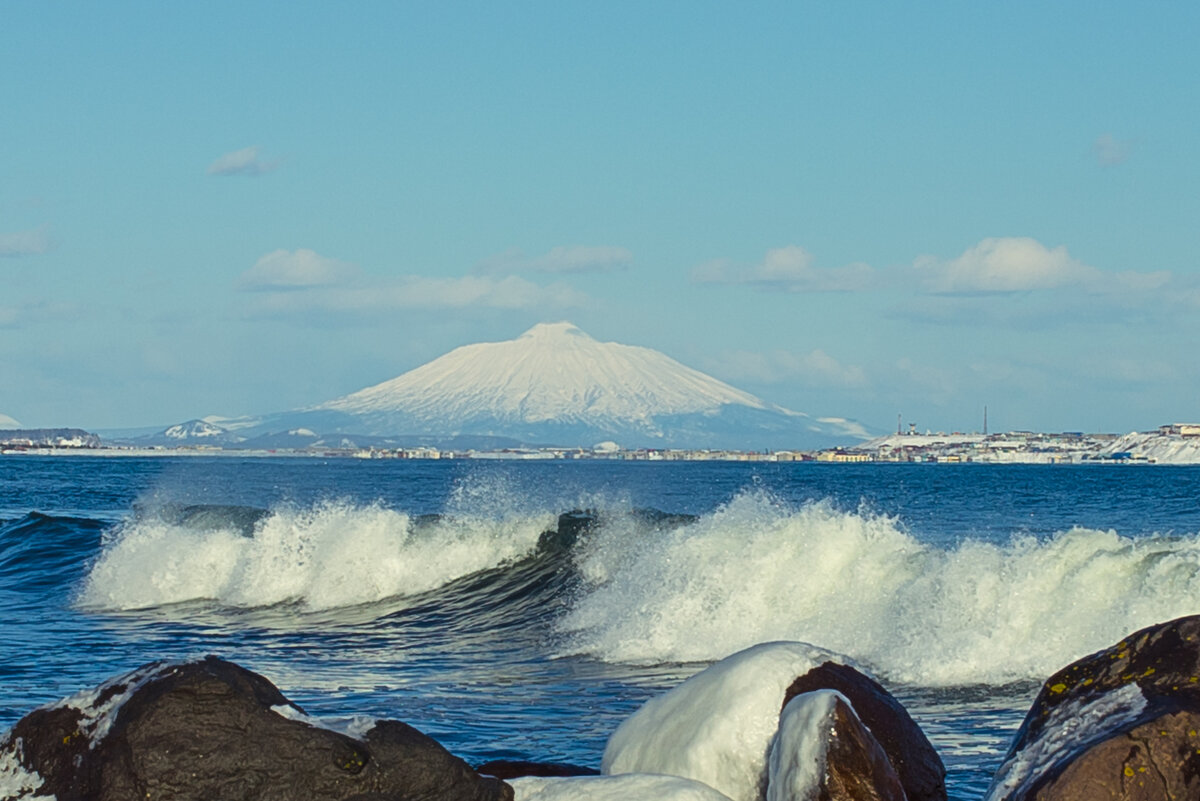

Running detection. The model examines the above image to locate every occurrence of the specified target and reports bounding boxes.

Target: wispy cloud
[246,274,586,317]
[207,145,278,177]
[0,225,51,257]
[237,249,360,290]
[0,300,78,329]
[1094,133,1133,167]
[705,348,868,389]
[693,245,875,292]
[476,245,633,275]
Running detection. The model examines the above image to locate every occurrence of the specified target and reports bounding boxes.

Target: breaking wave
[63,490,1200,686]
[558,492,1200,686]
[77,501,555,612]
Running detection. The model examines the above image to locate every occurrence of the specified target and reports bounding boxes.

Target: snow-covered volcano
[322,322,770,423]
[269,322,866,449]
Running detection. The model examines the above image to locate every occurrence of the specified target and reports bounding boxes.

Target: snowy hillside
[1096,430,1200,464]
[164,419,234,440]
[288,322,867,449]
[0,412,22,428]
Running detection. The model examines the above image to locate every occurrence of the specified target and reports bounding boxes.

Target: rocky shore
[5,616,1200,800]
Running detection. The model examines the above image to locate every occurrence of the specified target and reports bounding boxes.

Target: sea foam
[78,501,552,612]
[560,492,1200,686]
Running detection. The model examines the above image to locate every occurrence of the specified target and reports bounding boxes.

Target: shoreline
[3,445,1200,464]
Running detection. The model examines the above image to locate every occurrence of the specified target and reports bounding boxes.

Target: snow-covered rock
[768,690,904,801]
[601,641,847,801]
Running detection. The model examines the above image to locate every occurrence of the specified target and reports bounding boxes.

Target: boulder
[601,641,849,801]
[768,690,905,801]
[783,661,946,801]
[602,641,938,801]
[987,614,1200,801]
[0,656,511,801]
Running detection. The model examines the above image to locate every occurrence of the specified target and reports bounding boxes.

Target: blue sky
[2,1,1198,435]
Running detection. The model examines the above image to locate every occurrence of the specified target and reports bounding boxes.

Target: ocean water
[3,456,1200,799]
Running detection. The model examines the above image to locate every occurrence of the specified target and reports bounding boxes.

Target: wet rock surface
[989,614,1200,801]
[1,656,511,801]
[784,661,946,801]
[769,691,906,801]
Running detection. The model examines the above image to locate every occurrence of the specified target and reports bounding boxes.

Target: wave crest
[558,492,1200,685]
[78,501,553,612]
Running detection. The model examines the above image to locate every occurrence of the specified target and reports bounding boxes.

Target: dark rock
[538,510,597,552]
[538,508,698,553]
[823,697,907,801]
[0,656,512,801]
[475,759,600,779]
[1027,708,1200,800]
[770,691,906,801]
[989,614,1200,801]
[783,661,947,801]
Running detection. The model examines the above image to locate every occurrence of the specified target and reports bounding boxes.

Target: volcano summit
[161,323,868,450]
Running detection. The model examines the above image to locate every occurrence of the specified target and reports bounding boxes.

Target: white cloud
[916,237,1171,296]
[237,249,360,290]
[477,245,633,274]
[0,225,51,257]
[1094,133,1132,166]
[207,146,278,177]
[693,245,875,292]
[916,237,1099,294]
[250,274,586,315]
[706,348,867,389]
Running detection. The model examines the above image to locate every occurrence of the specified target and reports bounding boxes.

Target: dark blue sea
[3,456,1200,799]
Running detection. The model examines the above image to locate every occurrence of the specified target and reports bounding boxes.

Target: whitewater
[3,456,1200,799]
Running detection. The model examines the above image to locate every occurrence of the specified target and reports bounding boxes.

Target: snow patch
[985,682,1149,801]
[163,420,228,439]
[766,690,848,801]
[0,739,54,800]
[49,660,188,747]
[270,704,378,741]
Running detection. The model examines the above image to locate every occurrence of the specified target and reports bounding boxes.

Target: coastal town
[3,423,1200,464]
